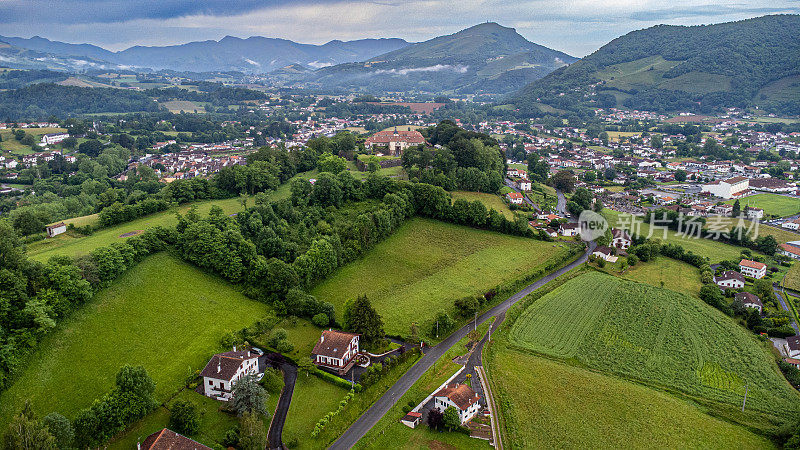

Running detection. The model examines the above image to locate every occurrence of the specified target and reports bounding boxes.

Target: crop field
[312,218,573,337]
[507,272,800,419]
[27,196,251,262]
[0,252,270,425]
[486,346,773,449]
[725,194,800,218]
[621,257,702,296]
[602,209,749,263]
[785,263,800,291]
[451,190,515,219]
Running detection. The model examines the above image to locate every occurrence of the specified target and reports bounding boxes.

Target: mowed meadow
[0,252,270,425]
[312,217,573,337]
[507,272,800,420]
[27,196,252,262]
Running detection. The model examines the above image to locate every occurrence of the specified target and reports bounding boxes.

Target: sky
[0,0,797,56]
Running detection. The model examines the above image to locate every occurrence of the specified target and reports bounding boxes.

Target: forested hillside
[0,84,161,118]
[513,15,800,116]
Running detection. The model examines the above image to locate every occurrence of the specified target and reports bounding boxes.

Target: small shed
[401,411,422,428]
[46,222,67,238]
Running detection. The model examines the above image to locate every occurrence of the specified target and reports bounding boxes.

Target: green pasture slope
[602,209,750,263]
[0,252,270,426]
[508,272,800,420]
[312,217,572,337]
[725,193,800,218]
[26,196,251,262]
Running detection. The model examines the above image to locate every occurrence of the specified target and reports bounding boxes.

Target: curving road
[267,363,297,449]
[329,240,596,449]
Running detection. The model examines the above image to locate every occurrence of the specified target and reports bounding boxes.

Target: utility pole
[436,319,439,339]
[474,310,477,331]
[742,384,748,412]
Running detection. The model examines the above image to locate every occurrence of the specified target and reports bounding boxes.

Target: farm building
[434,383,481,425]
[311,329,360,375]
[200,347,260,401]
[559,223,580,237]
[746,207,764,220]
[45,222,67,238]
[400,411,422,428]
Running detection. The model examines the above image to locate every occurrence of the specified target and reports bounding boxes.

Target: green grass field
[108,388,272,449]
[451,191,515,219]
[487,347,773,449]
[619,257,702,296]
[602,209,750,263]
[311,218,572,337]
[283,374,348,447]
[507,272,800,420]
[0,127,67,155]
[725,194,800,218]
[0,252,271,425]
[27,196,251,262]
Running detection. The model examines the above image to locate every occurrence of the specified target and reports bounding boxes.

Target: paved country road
[329,240,596,449]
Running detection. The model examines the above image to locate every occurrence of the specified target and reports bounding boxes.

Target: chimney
[233,345,236,352]
[217,358,221,374]
[247,350,250,357]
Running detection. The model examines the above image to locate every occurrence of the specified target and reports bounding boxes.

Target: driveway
[266,361,297,450]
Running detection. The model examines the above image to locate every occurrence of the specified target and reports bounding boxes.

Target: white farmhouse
[200,347,260,400]
[785,336,800,359]
[739,259,767,279]
[434,383,481,425]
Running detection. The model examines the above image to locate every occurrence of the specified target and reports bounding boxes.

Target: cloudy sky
[0,0,797,56]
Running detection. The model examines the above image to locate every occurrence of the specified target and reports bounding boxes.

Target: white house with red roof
[434,383,482,424]
[200,347,260,400]
[506,192,523,205]
[779,242,800,260]
[739,259,767,279]
[311,329,360,375]
[364,128,425,156]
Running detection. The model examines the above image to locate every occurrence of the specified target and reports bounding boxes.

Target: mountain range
[0,23,575,95]
[0,34,410,73]
[513,14,800,115]
[293,23,577,94]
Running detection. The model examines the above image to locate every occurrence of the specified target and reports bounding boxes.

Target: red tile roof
[141,429,211,450]
[434,383,480,410]
[739,259,766,270]
[365,129,425,146]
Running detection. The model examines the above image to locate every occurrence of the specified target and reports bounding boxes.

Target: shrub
[312,313,330,327]
[169,400,200,436]
[261,367,285,394]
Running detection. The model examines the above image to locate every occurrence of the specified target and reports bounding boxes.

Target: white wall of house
[739,265,766,279]
[434,396,480,424]
[716,279,744,289]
